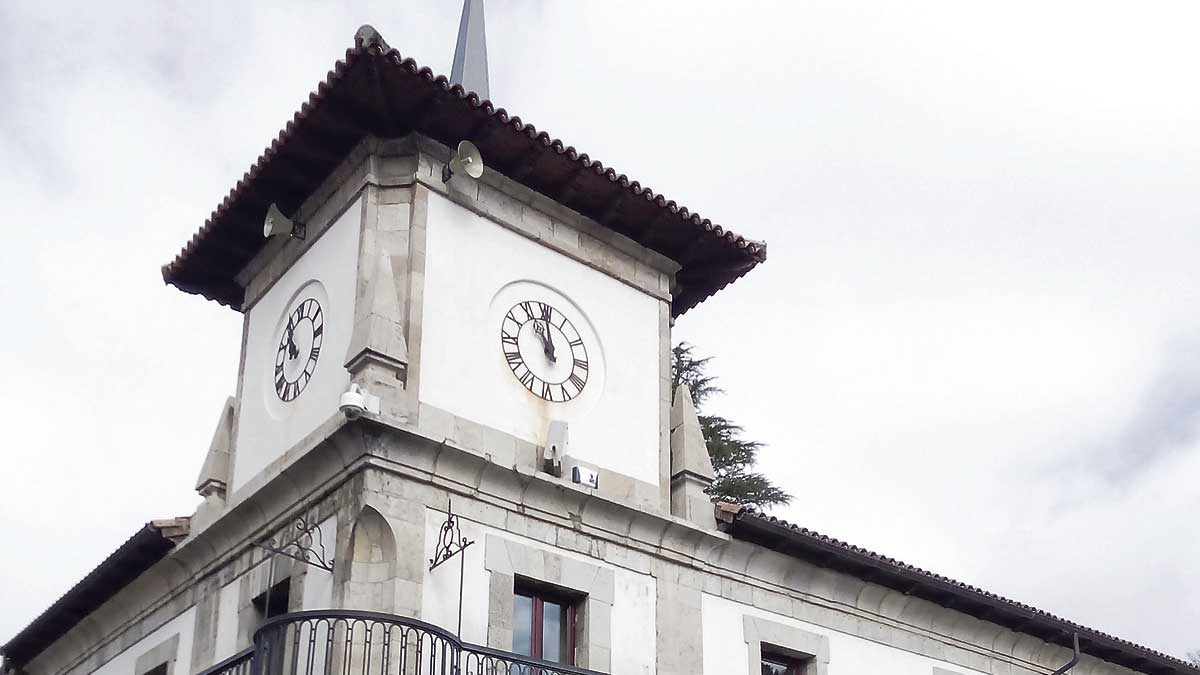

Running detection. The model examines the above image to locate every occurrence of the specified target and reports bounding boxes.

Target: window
[252,577,291,621]
[762,651,805,675]
[512,580,579,665]
[133,634,179,675]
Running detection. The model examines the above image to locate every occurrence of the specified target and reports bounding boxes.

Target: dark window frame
[761,647,806,675]
[513,578,581,666]
[252,577,292,620]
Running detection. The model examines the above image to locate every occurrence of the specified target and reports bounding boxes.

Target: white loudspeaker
[442,140,484,182]
[262,203,305,240]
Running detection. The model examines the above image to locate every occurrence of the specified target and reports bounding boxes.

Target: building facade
[2,16,1194,675]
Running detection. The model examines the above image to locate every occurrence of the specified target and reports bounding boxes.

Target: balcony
[198,610,603,675]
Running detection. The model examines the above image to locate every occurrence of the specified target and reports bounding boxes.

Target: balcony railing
[198,610,603,675]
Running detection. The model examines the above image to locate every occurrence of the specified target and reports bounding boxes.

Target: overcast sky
[2,0,1198,662]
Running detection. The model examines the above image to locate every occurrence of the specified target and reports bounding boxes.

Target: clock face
[274,298,324,402]
[500,300,589,402]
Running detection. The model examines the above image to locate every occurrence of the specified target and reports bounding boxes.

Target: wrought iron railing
[199,646,253,675]
[199,610,602,675]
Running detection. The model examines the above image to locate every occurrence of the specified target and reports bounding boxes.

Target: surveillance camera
[339,383,379,419]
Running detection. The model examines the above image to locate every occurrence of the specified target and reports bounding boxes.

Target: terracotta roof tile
[162,26,764,315]
[725,506,1198,675]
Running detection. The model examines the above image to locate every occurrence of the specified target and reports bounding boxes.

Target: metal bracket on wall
[255,513,335,572]
[429,499,475,636]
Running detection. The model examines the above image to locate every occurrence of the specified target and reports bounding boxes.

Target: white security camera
[339,383,379,419]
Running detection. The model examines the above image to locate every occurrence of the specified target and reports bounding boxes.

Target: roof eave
[160,28,766,317]
[721,508,1199,675]
[1,520,186,668]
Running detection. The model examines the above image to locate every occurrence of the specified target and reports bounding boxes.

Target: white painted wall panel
[213,579,241,660]
[300,516,337,610]
[420,193,662,485]
[701,593,988,675]
[233,198,362,491]
[612,569,657,675]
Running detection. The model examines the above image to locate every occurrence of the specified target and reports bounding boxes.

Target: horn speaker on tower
[262,203,306,240]
[442,140,484,182]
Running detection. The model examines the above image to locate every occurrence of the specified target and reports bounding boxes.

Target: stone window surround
[134,634,180,675]
[743,615,830,675]
[483,534,614,671]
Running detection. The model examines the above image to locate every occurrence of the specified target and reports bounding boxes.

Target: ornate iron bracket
[255,513,335,572]
[429,499,474,572]
[429,500,474,636]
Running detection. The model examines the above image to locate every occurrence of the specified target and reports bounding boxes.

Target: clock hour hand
[286,326,300,360]
[532,320,556,363]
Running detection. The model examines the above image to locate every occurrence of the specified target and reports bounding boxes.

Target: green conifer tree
[671,343,792,509]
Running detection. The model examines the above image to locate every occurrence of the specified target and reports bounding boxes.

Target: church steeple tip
[450,0,489,100]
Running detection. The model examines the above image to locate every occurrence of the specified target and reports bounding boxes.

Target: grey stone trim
[399,184,430,421]
[238,137,420,311]
[335,500,424,618]
[482,534,615,671]
[658,299,672,509]
[133,634,179,675]
[743,615,830,675]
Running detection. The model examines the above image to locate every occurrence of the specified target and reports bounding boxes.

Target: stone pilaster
[345,183,413,421]
[669,384,717,528]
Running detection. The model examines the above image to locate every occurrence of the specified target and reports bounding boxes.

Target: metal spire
[450,0,489,100]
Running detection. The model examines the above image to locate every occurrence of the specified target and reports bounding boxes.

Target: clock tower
[168,17,765,533]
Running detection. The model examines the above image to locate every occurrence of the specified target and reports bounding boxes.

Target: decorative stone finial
[354,24,390,52]
[450,0,489,100]
[670,384,717,527]
[195,397,236,499]
[345,251,408,377]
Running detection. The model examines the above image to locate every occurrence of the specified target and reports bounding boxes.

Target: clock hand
[286,326,299,360]
[543,320,556,362]
[532,320,557,363]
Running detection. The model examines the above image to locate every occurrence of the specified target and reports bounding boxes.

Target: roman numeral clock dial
[274,298,324,402]
[500,300,589,402]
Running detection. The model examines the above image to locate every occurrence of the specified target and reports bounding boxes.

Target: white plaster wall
[300,516,337,610]
[213,579,241,660]
[612,568,657,675]
[91,607,195,675]
[233,197,362,491]
[419,508,657,675]
[422,509,490,645]
[420,193,662,485]
[701,593,989,675]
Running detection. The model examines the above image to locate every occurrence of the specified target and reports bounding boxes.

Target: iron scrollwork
[256,513,335,572]
[429,500,474,572]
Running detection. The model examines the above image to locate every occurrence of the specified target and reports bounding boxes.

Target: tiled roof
[0,519,188,668]
[722,505,1199,675]
[161,26,765,316]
